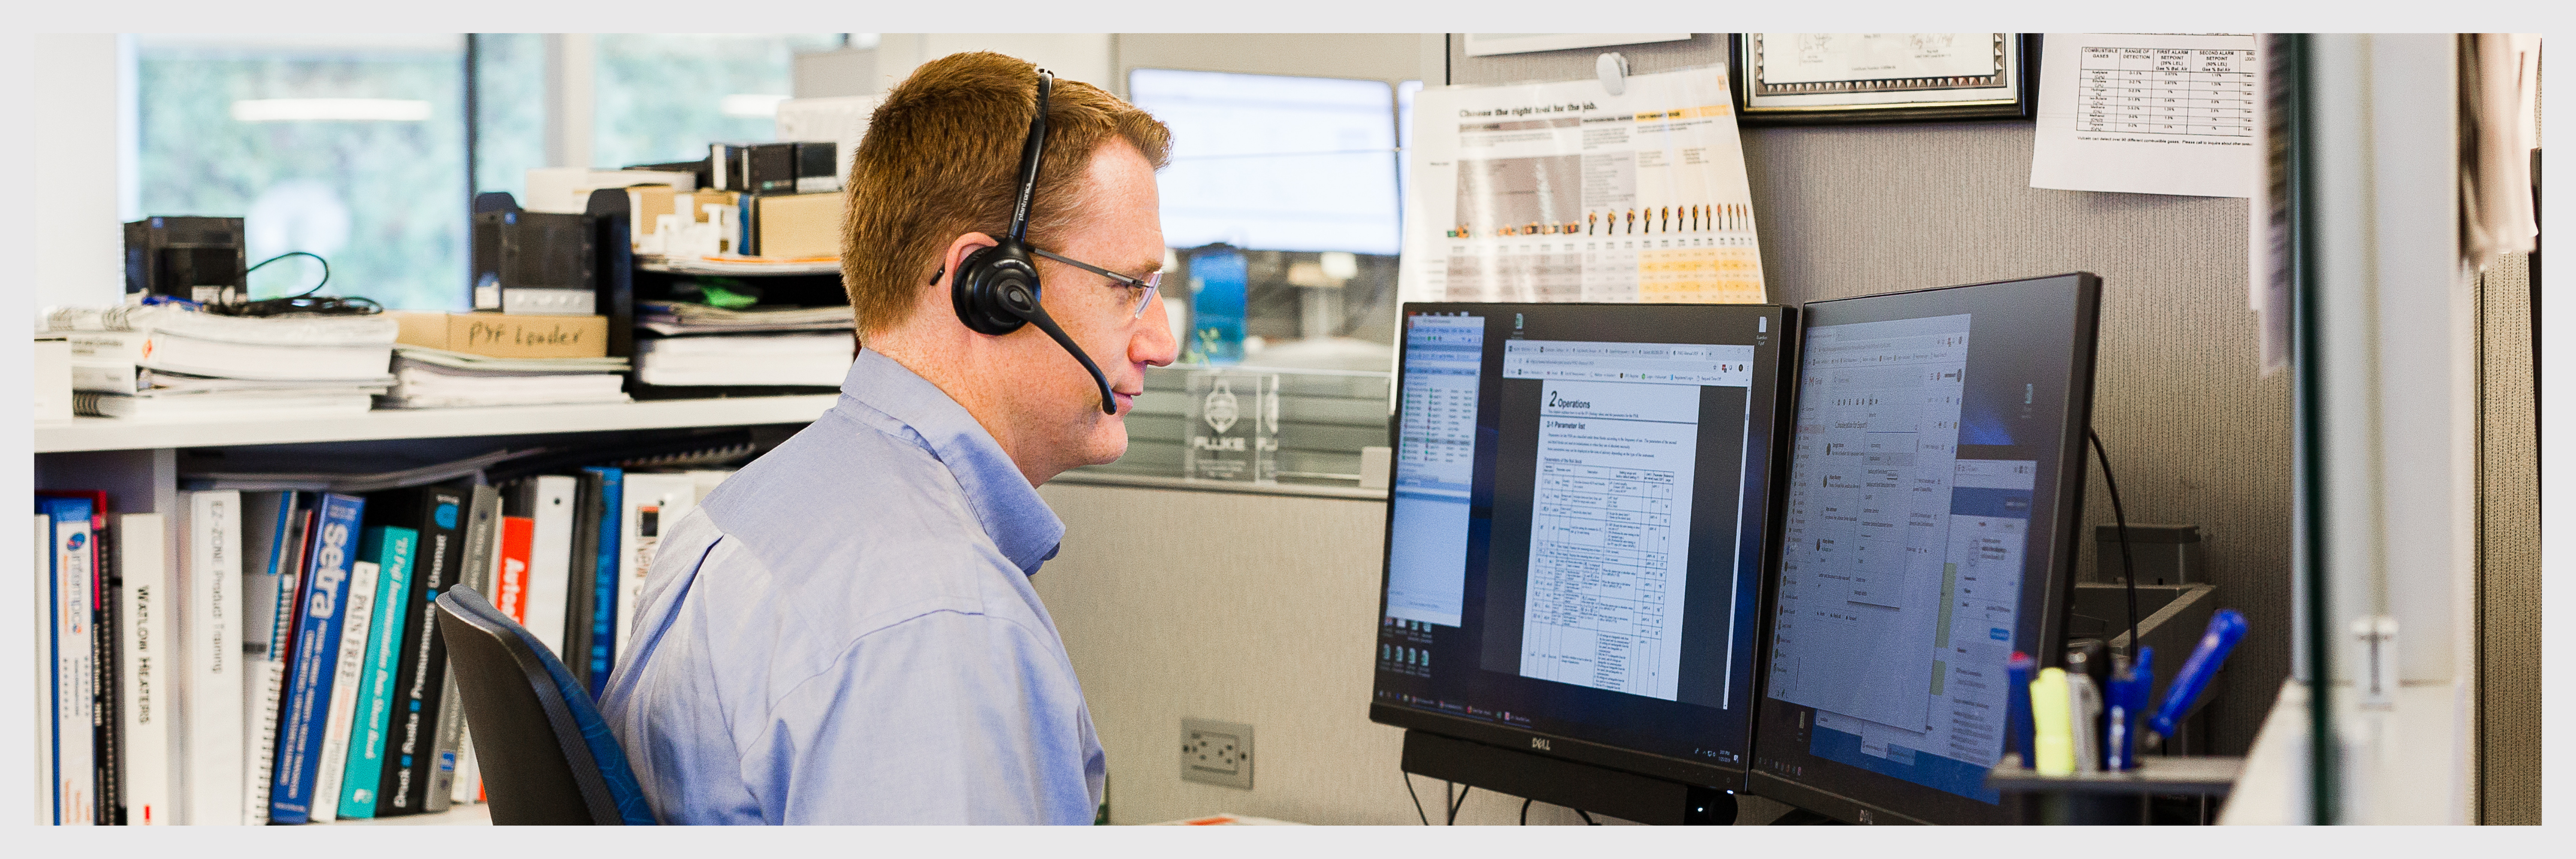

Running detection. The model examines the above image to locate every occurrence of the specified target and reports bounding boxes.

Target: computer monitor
[1372,302,1796,797]
[1127,68,1400,255]
[1748,272,2103,825]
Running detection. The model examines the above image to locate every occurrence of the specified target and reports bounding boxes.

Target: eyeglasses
[1033,247,1162,319]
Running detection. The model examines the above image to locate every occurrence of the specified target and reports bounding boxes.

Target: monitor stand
[1400,731,1737,825]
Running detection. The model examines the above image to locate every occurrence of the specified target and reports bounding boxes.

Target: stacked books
[53,305,396,420]
[634,299,854,388]
[640,299,852,335]
[387,312,629,409]
[385,347,630,409]
[35,455,744,825]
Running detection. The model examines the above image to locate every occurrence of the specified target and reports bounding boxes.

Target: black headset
[947,69,1119,414]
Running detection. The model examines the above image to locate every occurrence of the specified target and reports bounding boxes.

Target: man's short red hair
[841,52,1172,337]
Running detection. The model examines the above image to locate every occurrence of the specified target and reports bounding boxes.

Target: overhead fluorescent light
[720,94,792,118]
[231,98,432,122]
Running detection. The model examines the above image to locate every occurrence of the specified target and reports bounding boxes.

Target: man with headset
[598,52,1177,824]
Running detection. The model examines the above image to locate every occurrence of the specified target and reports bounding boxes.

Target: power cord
[2087,429,2142,656]
[1446,782,1470,824]
[1514,795,1601,825]
[1404,773,1429,825]
[208,251,380,317]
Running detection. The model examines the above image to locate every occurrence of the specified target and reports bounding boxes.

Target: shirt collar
[838,347,1066,574]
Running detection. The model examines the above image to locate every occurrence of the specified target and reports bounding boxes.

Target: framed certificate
[1732,34,2035,125]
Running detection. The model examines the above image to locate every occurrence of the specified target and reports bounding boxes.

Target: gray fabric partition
[1449,34,2290,756]
[2475,252,2539,825]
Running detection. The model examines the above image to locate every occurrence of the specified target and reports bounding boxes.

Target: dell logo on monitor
[1530,737,1551,751]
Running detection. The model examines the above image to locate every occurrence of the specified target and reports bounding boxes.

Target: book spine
[34,515,52,826]
[308,554,379,824]
[591,467,624,696]
[179,491,244,825]
[336,526,415,819]
[497,516,533,625]
[457,512,530,806]
[376,483,465,816]
[620,475,696,655]
[245,504,313,825]
[426,484,500,811]
[118,515,170,825]
[269,493,362,824]
[45,497,98,825]
[93,508,123,825]
[524,476,577,658]
[562,472,603,693]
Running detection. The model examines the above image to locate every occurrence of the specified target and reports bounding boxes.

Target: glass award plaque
[1185,369,1279,482]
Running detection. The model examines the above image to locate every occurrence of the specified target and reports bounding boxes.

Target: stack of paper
[635,332,854,387]
[54,305,397,419]
[647,256,839,276]
[379,347,632,409]
[639,301,854,335]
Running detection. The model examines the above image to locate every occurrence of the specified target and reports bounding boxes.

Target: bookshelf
[33,390,840,828]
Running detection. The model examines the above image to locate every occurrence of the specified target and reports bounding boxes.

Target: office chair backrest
[434,586,657,825]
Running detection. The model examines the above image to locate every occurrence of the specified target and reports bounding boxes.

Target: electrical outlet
[1181,717,1254,789]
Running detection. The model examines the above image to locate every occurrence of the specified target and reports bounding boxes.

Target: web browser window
[1748,273,2098,825]
[1373,303,1790,780]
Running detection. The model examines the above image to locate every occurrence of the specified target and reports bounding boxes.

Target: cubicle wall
[1044,33,2537,825]
[2474,253,2539,825]
[1042,32,2292,825]
[1452,32,2292,763]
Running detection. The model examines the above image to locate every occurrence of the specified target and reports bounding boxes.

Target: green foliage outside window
[135,37,469,311]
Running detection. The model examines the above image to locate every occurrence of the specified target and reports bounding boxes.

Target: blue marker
[2106,646,2152,771]
[2148,610,2248,746]
[2005,652,2036,768]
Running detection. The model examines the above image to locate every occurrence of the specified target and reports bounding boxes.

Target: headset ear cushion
[951,244,1035,336]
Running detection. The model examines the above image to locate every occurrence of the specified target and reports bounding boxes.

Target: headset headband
[1008,70,1053,243]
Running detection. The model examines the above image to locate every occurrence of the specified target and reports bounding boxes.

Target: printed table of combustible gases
[2073,46,2255,138]
[1522,461,1684,694]
[1509,341,1750,702]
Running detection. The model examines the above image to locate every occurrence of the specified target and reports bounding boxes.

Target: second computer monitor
[1372,302,1795,789]
[1749,272,2103,825]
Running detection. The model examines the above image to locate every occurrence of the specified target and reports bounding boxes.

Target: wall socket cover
[1181,717,1254,789]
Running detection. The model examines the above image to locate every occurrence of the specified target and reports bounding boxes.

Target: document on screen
[1515,378,1702,700]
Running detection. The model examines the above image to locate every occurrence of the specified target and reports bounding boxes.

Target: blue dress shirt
[599,348,1106,824]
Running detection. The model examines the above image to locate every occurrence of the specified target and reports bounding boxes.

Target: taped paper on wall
[2029,34,2259,198]
[1399,67,1767,305]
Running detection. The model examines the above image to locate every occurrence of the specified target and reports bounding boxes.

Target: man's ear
[935,232,1002,287]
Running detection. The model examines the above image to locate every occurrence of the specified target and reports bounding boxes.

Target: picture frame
[1732,34,2037,125]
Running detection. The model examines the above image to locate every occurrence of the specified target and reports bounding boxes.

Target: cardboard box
[754,192,846,259]
[392,311,608,359]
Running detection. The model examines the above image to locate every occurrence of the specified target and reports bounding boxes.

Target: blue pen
[2005,651,2035,769]
[2106,646,2152,771]
[2148,609,2248,746]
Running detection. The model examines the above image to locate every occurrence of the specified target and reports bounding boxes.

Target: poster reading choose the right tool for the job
[1399,67,1768,305]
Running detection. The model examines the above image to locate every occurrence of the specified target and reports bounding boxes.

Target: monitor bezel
[1368,300,1802,793]
[1744,271,2104,825]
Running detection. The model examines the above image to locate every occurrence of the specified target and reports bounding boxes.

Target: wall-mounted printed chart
[1399,67,1767,306]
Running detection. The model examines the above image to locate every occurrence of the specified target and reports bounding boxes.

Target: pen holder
[1985,753,2243,825]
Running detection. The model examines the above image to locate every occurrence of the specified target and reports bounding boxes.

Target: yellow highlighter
[2029,667,2076,776]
